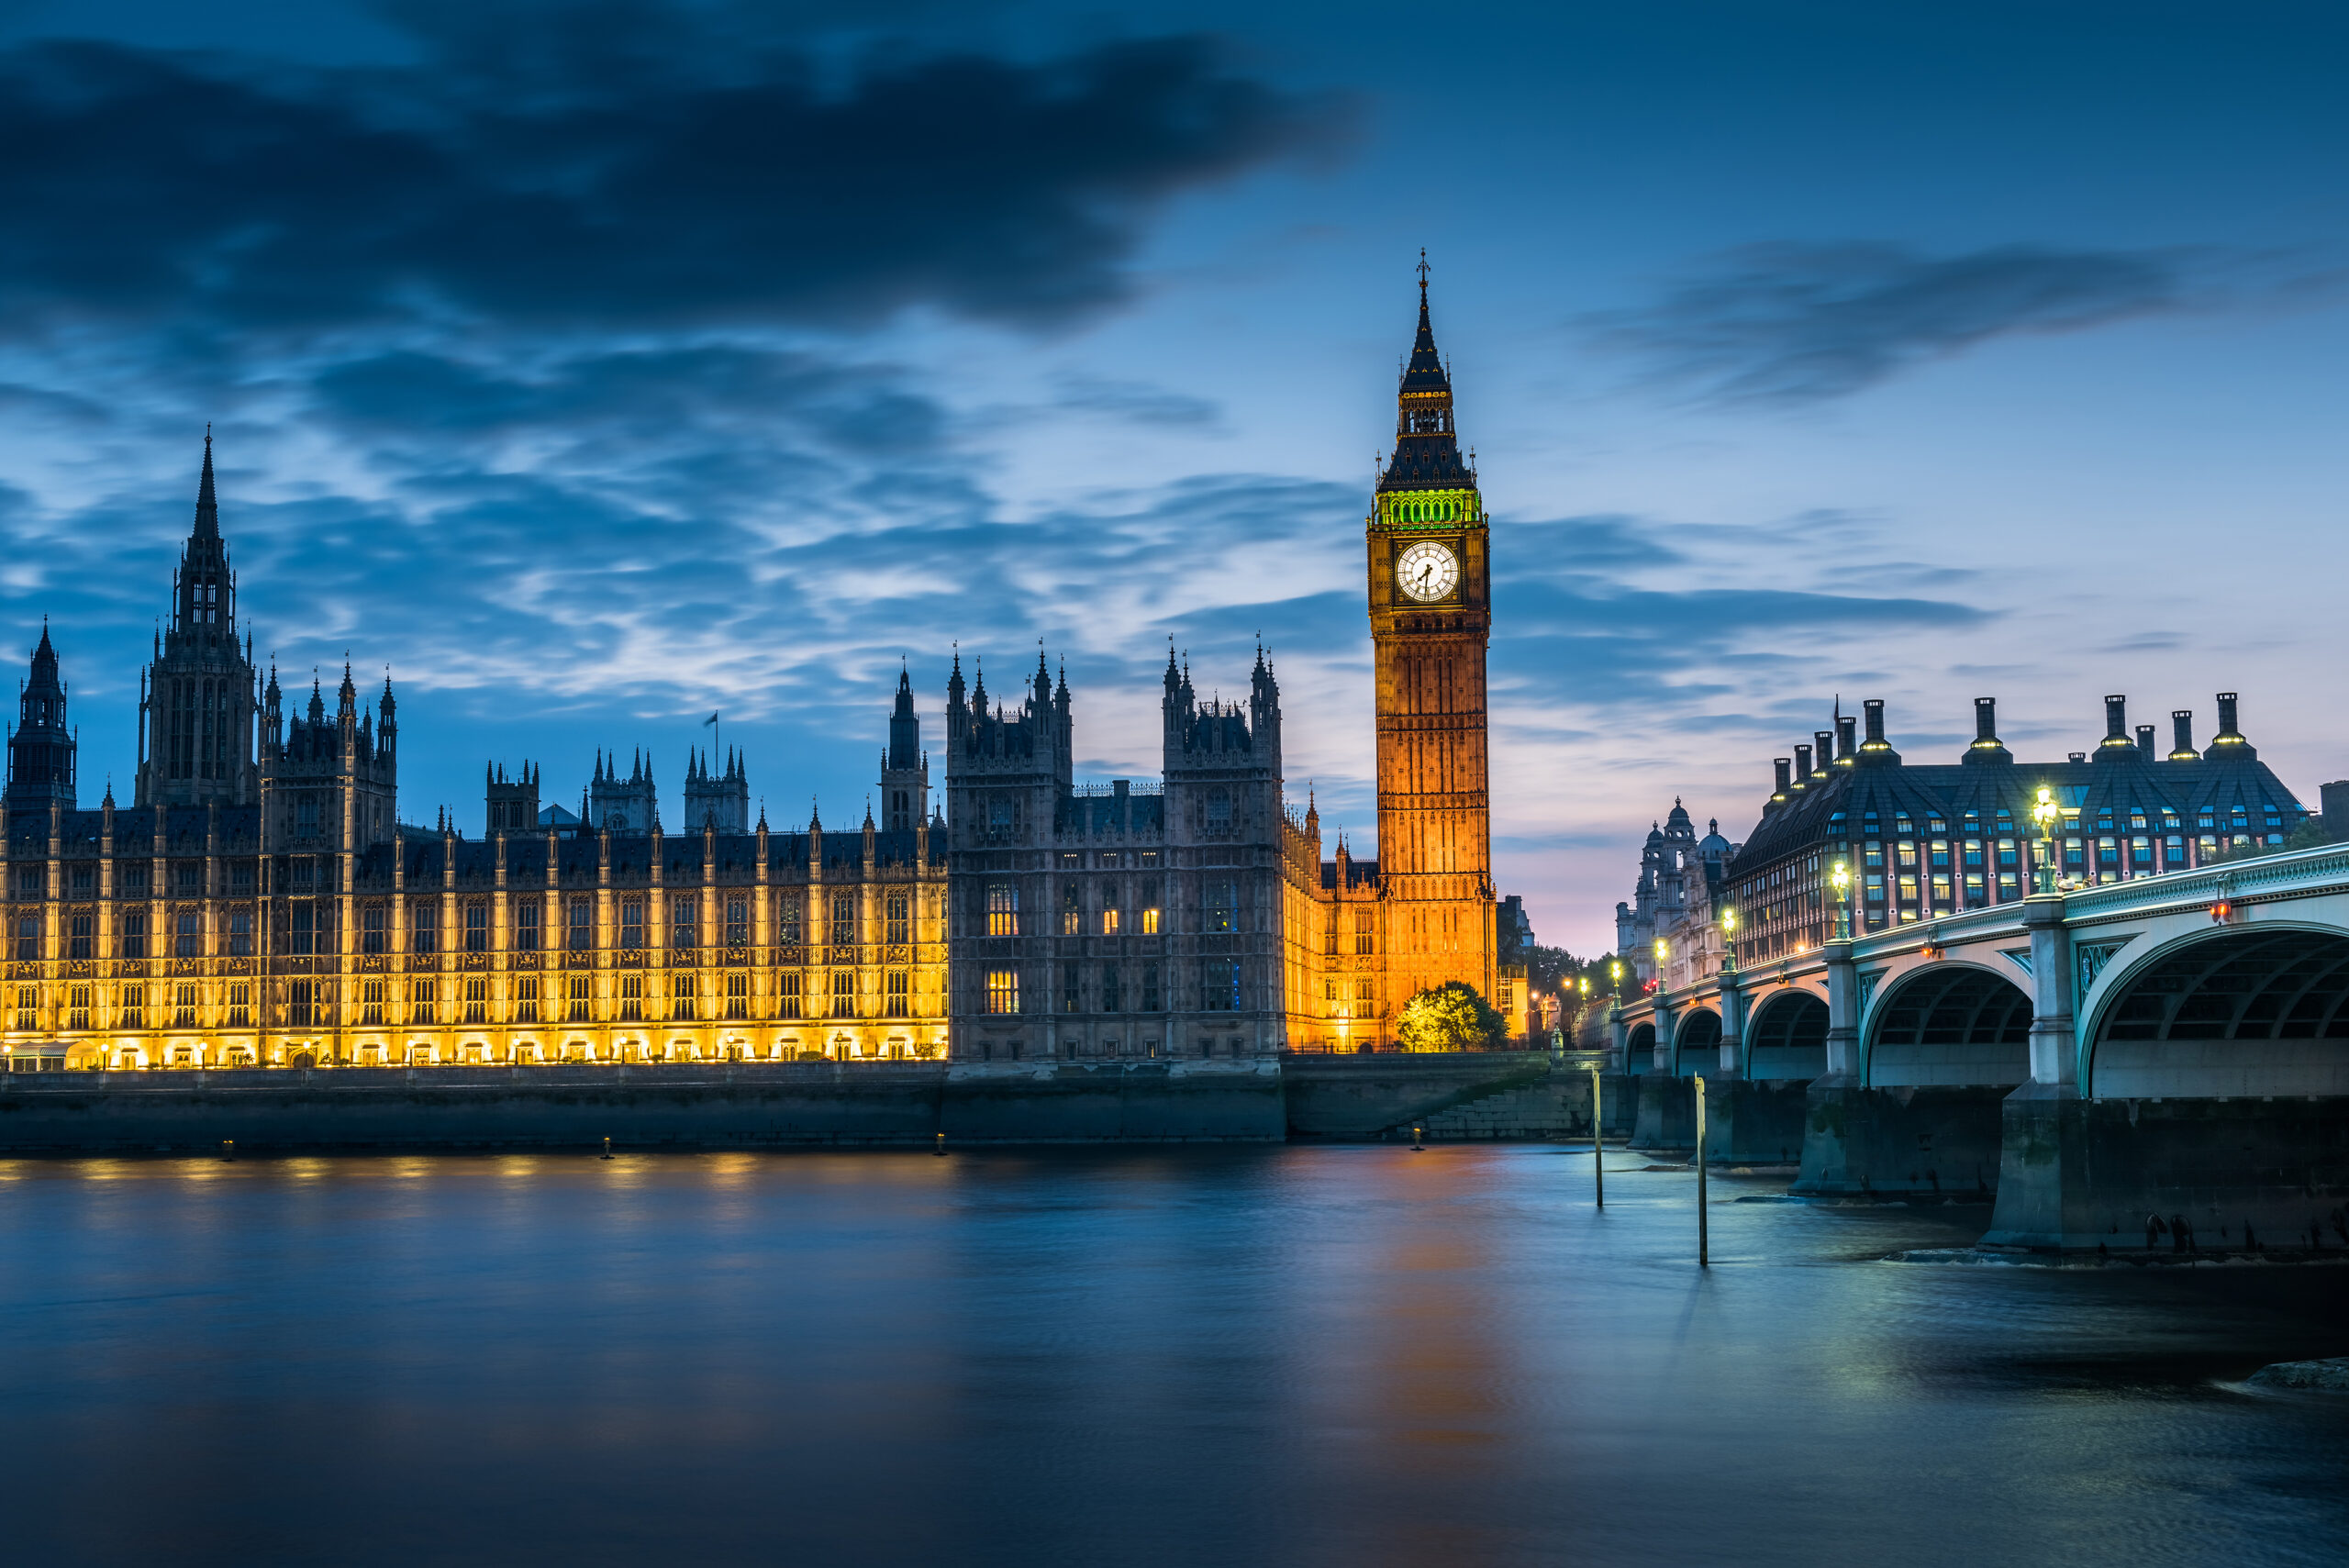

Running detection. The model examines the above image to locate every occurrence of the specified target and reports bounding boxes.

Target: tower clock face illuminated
[1395,540,1459,602]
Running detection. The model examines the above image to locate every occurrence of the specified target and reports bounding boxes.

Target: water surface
[2,1147,2343,1567]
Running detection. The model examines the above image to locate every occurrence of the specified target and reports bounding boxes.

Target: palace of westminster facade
[2,286,1526,1072]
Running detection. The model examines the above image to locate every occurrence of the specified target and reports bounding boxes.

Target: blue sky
[2,0,2345,954]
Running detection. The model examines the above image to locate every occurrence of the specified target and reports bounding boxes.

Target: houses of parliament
[2,285,1527,1072]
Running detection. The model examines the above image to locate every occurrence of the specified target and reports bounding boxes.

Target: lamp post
[1830,861,1851,941]
[1653,936,1669,989]
[2031,784,2060,895]
[1719,906,1738,973]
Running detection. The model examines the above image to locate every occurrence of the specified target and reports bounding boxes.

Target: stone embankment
[0,1051,1609,1153]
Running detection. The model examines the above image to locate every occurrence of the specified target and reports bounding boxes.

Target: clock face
[1395,540,1459,603]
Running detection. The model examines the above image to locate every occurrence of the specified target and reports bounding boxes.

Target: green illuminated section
[1374,488,1482,530]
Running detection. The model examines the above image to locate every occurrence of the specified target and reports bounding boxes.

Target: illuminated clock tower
[1368,261,1495,1006]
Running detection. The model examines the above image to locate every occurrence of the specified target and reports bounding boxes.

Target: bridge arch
[1864,963,2030,1088]
[2087,925,2349,1097]
[1743,988,1826,1081]
[1671,1008,1720,1076]
[1625,1020,1655,1068]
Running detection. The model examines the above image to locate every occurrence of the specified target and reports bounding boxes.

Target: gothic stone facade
[4,283,1527,1071]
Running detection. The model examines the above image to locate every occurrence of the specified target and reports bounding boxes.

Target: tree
[1396,981,1508,1052]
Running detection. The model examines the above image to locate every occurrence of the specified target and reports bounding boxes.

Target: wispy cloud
[1592,241,2332,406]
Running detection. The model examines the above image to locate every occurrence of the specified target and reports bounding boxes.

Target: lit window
[986,882,1019,937]
[985,970,1020,1015]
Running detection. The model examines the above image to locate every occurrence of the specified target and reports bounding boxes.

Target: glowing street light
[2031,784,2061,894]
[1720,905,1739,971]
[1830,860,1851,940]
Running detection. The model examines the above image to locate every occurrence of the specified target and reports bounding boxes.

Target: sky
[1,0,2345,955]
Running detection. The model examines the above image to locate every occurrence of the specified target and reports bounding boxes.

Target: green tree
[1396,981,1509,1052]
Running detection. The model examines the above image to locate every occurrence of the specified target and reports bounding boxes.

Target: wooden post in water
[1693,1074,1709,1266]
[1587,1065,1604,1207]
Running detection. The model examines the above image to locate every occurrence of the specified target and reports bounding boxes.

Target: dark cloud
[1597,242,2244,405]
[0,7,1348,339]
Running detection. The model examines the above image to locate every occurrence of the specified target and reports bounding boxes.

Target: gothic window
[830,894,855,944]
[1206,791,1231,829]
[568,899,593,950]
[775,895,801,947]
[985,969,1019,1015]
[891,789,909,830]
[985,882,1019,937]
[297,795,318,833]
[362,904,386,954]
[67,984,92,1032]
[1353,909,1374,954]
[1355,978,1374,1004]
[68,912,93,961]
[515,901,540,951]
[1202,960,1240,1012]
[1062,883,1081,936]
[1101,964,1121,1013]
[123,862,148,895]
[119,983,146,1029]
[16,867,40,896]
[514,976,540,1025]
[672,896,696,951]
[1062,967,1080,1013]
[886,893,909,945]
[885,970,907,1016]
[232,862,253,890]
[726,898,749,948]
[829,970,854,1018]
[14,984,35,1031]
[619,901,646,950]
[290,858,315,891]
[1102,905,1121,936]
[361,980,386,1026]
[1202,881,1238,934]
[567,973,592,1022]
[725,972,749,1018]
[175,911,202,959]
[119,910,147,959]
[410,903,437,955]
[409,979,437,1026]
[287,980,316,1029]
[465,903,488,953]
[69,865,92,895]
[777,973,802,1018]
[668,972,696,1021]
[1141,962,1161,1013]
[226,983,250,1029]
[463,976,488,1025]
[175,984,198,1029]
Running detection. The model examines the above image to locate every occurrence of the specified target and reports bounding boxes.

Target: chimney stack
[1965,696,2012,765]
[1814,730,1835,775]
[1793,743,1812,786]
[2168,709,2198,762]
[1835,713,1857,765]
[2209,692,2254,757]
[2095,695,2138,761]
[2136,724,2156,760]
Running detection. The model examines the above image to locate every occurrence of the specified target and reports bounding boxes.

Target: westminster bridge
[1611,841,2349,1251]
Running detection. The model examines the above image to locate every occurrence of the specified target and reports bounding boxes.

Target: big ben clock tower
[1369,260,1496,1006]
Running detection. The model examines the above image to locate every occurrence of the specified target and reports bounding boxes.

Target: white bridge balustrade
[1609,841,2349,1249]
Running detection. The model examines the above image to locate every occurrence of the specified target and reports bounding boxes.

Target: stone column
[1609,1002,1627,1073]
[1822,939,1858,1077]
[1718,969,1746,1078]
[2021,894,2076,1089]
[1651,992,1675,1074]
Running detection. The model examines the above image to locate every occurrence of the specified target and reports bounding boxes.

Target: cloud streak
[1594,241,2319,406]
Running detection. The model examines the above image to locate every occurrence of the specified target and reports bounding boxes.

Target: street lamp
[1830,860,1851,941]
[2031,784,2060,894]
[1720,905,1738,971]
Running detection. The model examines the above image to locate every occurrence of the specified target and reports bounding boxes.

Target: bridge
[1611,842,2349,1251]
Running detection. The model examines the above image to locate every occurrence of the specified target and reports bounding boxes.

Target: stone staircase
[1395,1073,1598,1141]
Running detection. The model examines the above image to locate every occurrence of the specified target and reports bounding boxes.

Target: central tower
[1368,263,1495,1005]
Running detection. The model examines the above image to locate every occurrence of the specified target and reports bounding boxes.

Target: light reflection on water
[1,1147,2343,1568]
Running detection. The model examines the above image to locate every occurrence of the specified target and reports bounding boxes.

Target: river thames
[3,1147,2343,1567]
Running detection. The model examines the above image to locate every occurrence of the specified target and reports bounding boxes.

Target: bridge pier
[1984,1089,2349,1251]
[1699,1074,1807,1165]
[1630,1073,1695,1150]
